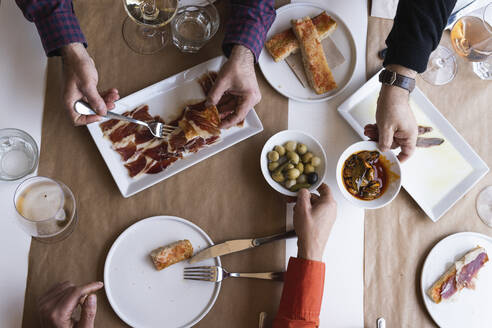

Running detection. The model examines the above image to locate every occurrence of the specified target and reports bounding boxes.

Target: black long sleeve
[383,0,457,73]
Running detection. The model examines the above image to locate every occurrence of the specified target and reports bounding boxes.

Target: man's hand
[206,45,261,129]
[375,64,418,162]
[38,281,103,328]
[293,184,337,262]
[61,43,119,126]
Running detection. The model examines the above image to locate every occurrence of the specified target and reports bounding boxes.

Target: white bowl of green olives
[261,130,327,196]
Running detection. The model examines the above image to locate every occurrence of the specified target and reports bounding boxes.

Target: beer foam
[16,181,64,221]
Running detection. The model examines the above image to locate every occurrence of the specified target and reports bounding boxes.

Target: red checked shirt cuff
[273,257,325,327]
[34,10,87,57]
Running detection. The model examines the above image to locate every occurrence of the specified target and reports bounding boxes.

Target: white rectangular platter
[338,70,489,221]
[87,56,263,198]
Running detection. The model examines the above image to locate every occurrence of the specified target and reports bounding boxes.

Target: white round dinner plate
[421,232,492,328]
[258,3,357,102]
[104,216,221,328]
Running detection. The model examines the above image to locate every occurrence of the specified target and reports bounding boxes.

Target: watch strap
[378,69,416,92]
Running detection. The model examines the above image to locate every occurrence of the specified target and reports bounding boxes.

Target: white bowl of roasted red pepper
[336,141,402,209]
[261,130,327,196]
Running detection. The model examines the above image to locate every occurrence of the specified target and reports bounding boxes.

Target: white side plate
[258,2,357,102]
[104,216,221,328]
[421,232,492,328]
[87,56,263,197]
[338,70,489,221]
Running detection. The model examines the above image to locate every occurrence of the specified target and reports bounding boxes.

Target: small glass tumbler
[0,128,39,181]
[14,176,77,243]
[171,0,219,53]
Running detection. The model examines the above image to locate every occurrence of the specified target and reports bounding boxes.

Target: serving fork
[74,100,176,138]
[184,266,285,282]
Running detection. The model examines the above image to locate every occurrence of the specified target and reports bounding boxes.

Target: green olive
[268,151,280,162]
[297,174,307,184]
[274,162,291,174]
[274,145,286,156]
[284,141,297,152]
[296,162,304,174]
[286,163,295,170]
[268,162,279,171]
[284,179,296,189]
[290,183,311,192]
[272,171,285,183]
[286,168,301,180]
[296,143,308,155]
[302,152,313,164]
[286,151,300,164]
[304,163,315,174]
[311,156,321,167]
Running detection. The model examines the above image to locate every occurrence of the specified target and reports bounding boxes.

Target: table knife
[189,230,297,264]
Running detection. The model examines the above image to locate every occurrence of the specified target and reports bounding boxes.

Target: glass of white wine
[421,3,492,84]
[122,0,178,55]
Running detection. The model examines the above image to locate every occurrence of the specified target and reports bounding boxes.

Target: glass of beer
[14,176,77,243]
[421,3,492,84]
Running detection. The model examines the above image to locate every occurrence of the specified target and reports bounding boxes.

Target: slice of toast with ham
[427,246,488,303]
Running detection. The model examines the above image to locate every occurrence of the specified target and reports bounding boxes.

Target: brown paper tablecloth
[365,17,492,327]
[22,0,290,327]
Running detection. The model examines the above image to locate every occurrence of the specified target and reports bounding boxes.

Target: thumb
[295,188,312,213]
[206,77,228,106]
[77,294,97,328]
[378,125,394,152]
[82,83,107,116]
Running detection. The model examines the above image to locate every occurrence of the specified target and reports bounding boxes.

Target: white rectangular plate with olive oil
[338,69,489,222]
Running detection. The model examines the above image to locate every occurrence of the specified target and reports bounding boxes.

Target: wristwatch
[379,69,415,93]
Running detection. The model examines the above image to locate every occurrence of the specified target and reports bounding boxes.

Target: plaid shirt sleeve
[15,0,87,57]
[222,0,276,62]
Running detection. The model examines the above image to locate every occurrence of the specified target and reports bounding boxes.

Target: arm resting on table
[384,0,457,73]
[15,0,87,56]
[222,0,276,62]
[273,257,325,328]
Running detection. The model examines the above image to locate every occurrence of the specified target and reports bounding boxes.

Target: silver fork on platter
[74,100,176,138]
[184,266,285,282]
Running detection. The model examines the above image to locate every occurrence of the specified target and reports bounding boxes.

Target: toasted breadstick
[265,12,337,62]
[291,17,337,94]
[150,240,193,270]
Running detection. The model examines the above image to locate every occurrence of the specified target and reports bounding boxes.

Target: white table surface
[286,1,366,327]
[0,0,366,327]
[0,0,47,327]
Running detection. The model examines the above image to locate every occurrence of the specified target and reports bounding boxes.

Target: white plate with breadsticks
[258,2,356,102]
[421,232,492,328]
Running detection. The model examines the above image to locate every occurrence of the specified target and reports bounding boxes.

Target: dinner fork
[184,266,285,282]
[74,100,176,138]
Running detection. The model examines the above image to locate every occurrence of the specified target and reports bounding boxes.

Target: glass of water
[171,0,219,53]
[14,176,77,243]
[0,128,39,181]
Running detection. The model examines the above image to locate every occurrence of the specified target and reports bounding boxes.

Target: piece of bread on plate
[265,11,337,62]
[291,16,337,94]
[427,246,488,303]
[150,239,193,270]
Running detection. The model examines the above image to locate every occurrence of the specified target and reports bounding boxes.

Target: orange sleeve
[273,257,325,328]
